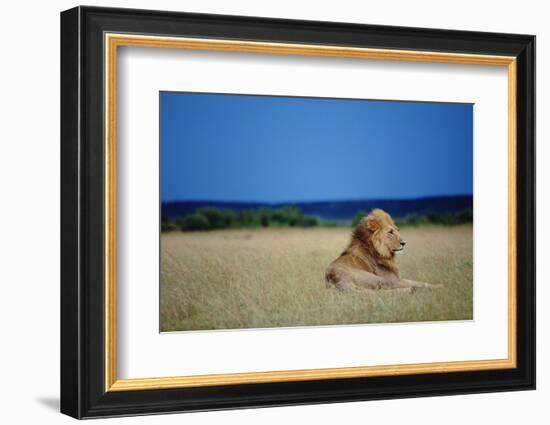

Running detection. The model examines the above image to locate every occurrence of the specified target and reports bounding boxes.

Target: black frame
[61,6,535,419]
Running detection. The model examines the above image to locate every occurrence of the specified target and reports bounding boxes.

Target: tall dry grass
[160,225,472,332]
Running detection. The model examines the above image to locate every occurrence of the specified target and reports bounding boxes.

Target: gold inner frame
[104,33,517,392]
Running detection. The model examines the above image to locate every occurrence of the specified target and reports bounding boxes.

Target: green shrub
[320,220,338,227]
[296,216,319,227]
[258,208,272,227]
[178,214,211,231]
[196,208,225,229]
[238,210,259,227]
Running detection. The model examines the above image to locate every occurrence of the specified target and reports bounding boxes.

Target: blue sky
[160,92,472,203]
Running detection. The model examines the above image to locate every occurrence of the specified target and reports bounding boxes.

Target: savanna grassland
[160,225,473,332]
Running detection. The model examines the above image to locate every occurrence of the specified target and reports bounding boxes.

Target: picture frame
[60,5,535,419]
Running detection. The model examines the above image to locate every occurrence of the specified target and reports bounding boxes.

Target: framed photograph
[60,6,535,419]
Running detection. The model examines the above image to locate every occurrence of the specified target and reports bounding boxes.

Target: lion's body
[325,209,438,291]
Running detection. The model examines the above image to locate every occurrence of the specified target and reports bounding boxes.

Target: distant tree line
[351,208,474,228]
[162,206,474,232]
[162,206,320,232]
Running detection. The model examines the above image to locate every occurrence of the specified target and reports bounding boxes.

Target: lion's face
[356,209,406,259]
[378,224,406,256]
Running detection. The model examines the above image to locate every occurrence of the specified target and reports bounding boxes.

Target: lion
[325,209,439,291]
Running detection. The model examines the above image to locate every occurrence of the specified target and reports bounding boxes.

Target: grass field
[160,225,473,332]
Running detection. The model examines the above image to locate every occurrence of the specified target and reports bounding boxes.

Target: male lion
[325,209,438,291]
